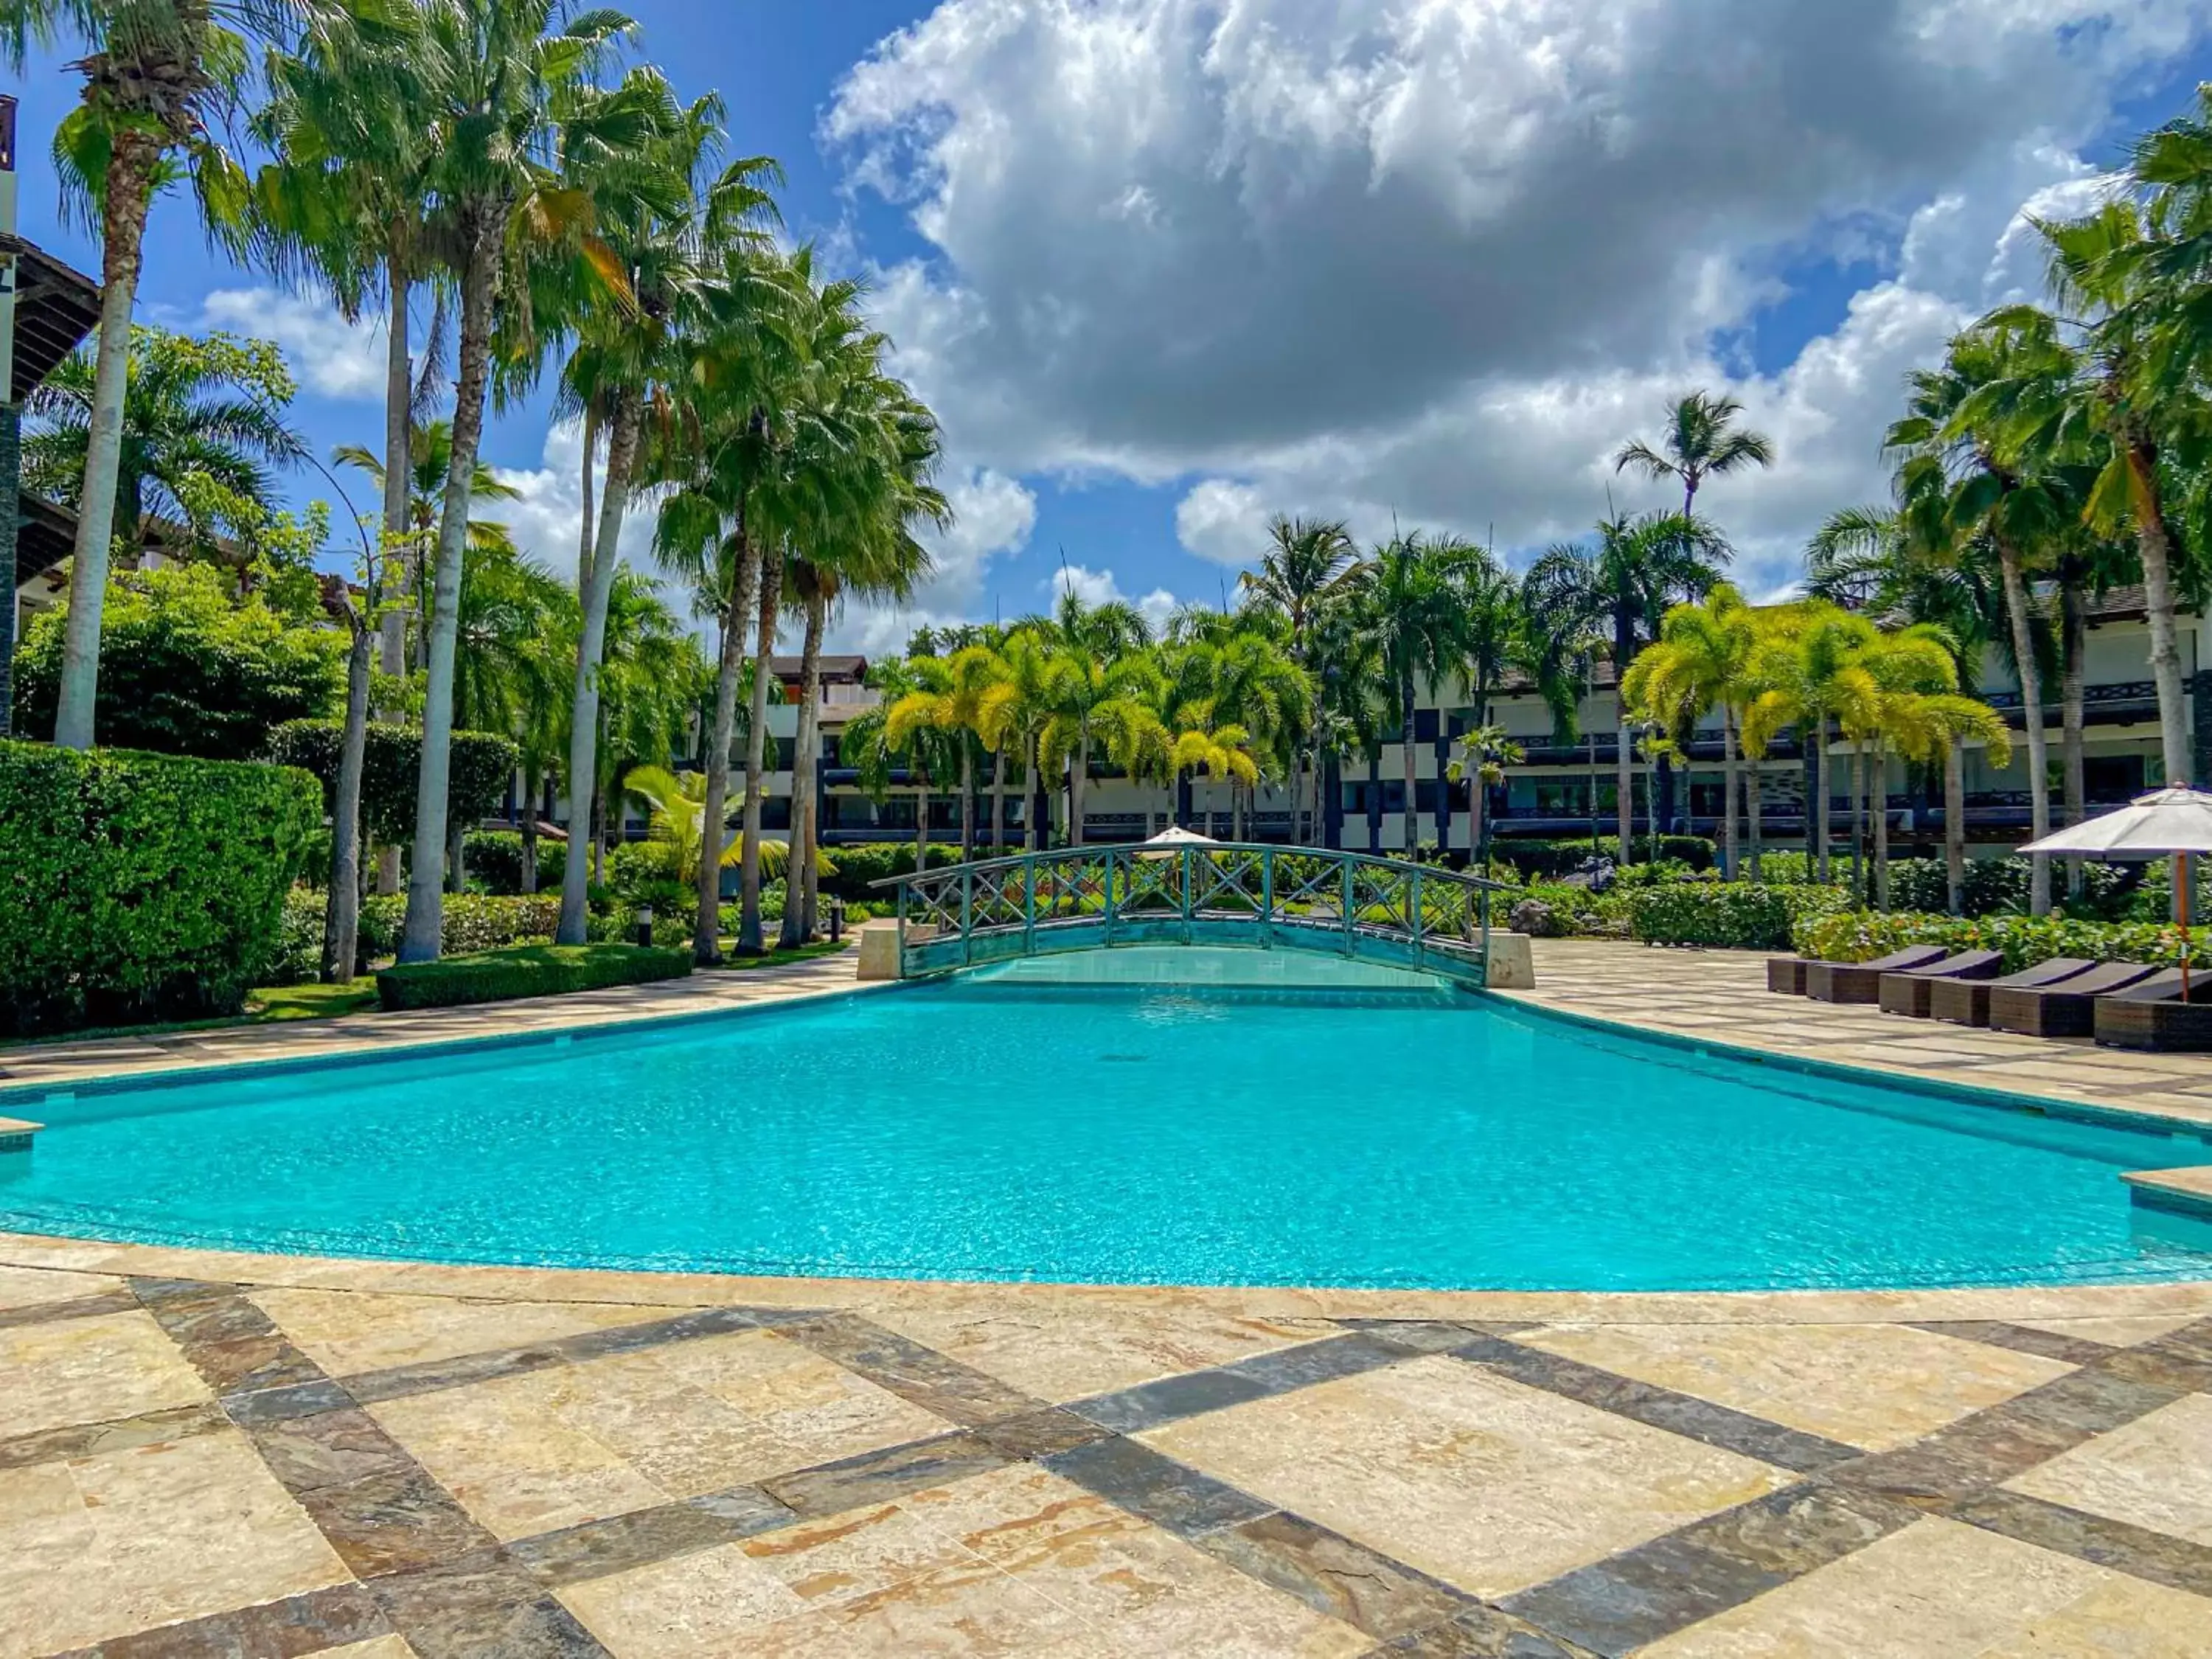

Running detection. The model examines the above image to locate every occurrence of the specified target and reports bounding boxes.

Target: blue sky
[16,1,2212,650]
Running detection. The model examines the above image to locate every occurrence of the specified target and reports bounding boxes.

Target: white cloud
[832,0,2212,595]
[830,463,1038,653]
[481,419,661,591]
[196,288,388,401]
[1051,563,1182,637]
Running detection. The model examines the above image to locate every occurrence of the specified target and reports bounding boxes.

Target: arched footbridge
[872,843,1513,988]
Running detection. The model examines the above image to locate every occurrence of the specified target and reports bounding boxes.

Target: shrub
[464,830,565,895]
[818,841,963,898]
[1881,856,2140,922]
[1492,835,1715,877]
[1792,909,2209,972]
[265,886,331,987]
[377,944,692,1011]
[265,720,519,849]
[1745,849,1814,883]
[11,566,342,757]
[358,893,561,959]
[0,740,322,1034]
[1627,882,1850,950]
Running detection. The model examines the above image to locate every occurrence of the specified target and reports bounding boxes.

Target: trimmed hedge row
[376,944,693,1011]
[0,740,322,1034]
[818,841,967,898]
[1793,910,2210,973]
[265,720,519,849]
[1492,835,1717,877]
[1627,882,1851,950]
[465,830,566,895]
[359,894,563,959]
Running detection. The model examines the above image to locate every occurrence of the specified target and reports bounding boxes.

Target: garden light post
[0,93,20,738]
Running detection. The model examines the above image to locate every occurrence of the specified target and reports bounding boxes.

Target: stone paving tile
[249,1287,689,1377]
[1140,1354,1793,1600]
[44,1582,396,1659]
[0,1262,129,1314]
[1519,1321,2076,1451]
[0,1309,212,1441]
[2005,1391,2212,1545]
[1636,1514,2212,1658]
[0,1427,350,1659]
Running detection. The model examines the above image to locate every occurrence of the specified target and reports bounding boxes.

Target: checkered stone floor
[4,1253,2211,1658]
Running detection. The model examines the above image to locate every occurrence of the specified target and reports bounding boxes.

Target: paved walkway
[0,946,864,1100]
[1,941,2210,1655]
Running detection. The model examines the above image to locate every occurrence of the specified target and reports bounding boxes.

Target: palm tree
[334,419,522,669]
[1888,321,2077,915]
[1352,532,1485,857]
[1745,600,1874,888]
[24,325,308,566]
[1525,512,1730,862]
[1239,515,1363,842]
[394,0,643,963]
[588,569,703,883]
[1166,627,1309,841]
[7,0,313,747]
[1615,390,1777,518]
[1447,724,1524,869]
[552,85,780,950]
[1021,591,1155,847]
[1621,583,1761,879]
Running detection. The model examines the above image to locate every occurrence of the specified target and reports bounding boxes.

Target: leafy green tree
[13,563,341,756]
[4,0,310,748]
[1525,512,1729,862]
[1614,390,1777,518]
[1237,515,1363,843]
[394,0,644,963]
[24,325,307,564]
[1622,584,1761,879]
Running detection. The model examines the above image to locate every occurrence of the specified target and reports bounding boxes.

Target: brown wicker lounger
[1767,958,1811,995]
[1930,959,2097,1027]
[2094,970,2212,1051]
[1989,961,2161,1038]
[1877,950,2006,1018]
[1804,945,1951,1005]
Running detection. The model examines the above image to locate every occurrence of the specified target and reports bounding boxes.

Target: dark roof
[15,493,75,589]
[771,653,868,681]
[7,239,101,404]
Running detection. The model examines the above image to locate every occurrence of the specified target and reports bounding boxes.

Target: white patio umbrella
[1138,824,1218,860]
[2020,785,2212,994]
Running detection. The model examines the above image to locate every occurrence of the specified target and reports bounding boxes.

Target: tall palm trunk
[1027,737,1044,851]
[1811,720,1830,883]
[0,402,17,736]
[1849,739,1866,905]
[1994,532,2053,916]
[1070,728,1089,847]
[694,542,756,965]
[52,136,160,748]
[1744,738,1764,883]
[519,767,540,896]
[1469,760,1486,873]
[322,619,372,982]
[737,543,783,953]
[399,227,499,962]
[1873,742,1891,911]
[555,394,643,945]
[990,748,1006,854]
[913,762,932,869]
[374,257,412,897]
[1719,709,1740,881]
[2060,576,2087,901]
[577,406,597,591]
[1401,675,1419,856]
[779,591,826,950]
[1945,736,1966,916]
[957,746,976,863]
[2122,437,2191,793]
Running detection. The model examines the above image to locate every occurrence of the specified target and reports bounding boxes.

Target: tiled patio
[2,941,2211,1655]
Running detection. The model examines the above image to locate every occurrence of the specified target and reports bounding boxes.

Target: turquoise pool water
[2,966,2208,1291]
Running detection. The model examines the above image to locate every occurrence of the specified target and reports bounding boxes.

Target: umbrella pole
[2183,853,2194,1001]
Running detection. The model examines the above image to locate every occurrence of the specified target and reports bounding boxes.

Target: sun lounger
[1930,959,2096,1028]
[1767,958,1811,995]
[1877,950,2006,1018]
[1989,961,2162,1038]
[1803,945,1951,1005]
[2094,970,2212,1051]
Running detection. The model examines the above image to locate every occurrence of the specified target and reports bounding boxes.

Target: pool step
[2124,1164,2212,1220]
[0,1117,41,1154]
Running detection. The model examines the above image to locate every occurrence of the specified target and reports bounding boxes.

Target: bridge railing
[871,843,1513,986]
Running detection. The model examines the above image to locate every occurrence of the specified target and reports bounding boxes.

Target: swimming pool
[2,959,2208,1291]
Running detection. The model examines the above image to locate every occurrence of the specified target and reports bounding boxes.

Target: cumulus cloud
[832,0,2212,589]
[196,288,388,401]
[830,464,1040,653]
[1051,562,1182,636]
[481,420,658,588]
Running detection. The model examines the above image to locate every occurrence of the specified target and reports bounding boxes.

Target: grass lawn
[713,939,850,969]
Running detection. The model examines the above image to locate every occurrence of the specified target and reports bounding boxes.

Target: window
[1413,709,1441,744]
[2086,754,2146,802]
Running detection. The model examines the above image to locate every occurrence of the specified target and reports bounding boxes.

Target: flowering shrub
[1792,910,2211,972]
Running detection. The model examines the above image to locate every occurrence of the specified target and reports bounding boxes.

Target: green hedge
[464,830,565,895]
[0,740,322,1034]
[377,943,693,1011]
[358,894,563,958]
[1628,882,1850,950]
[1793,910,2210,973]
[1493,835,1716,877]
[265,720,519,849]
[819,841,964,898]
